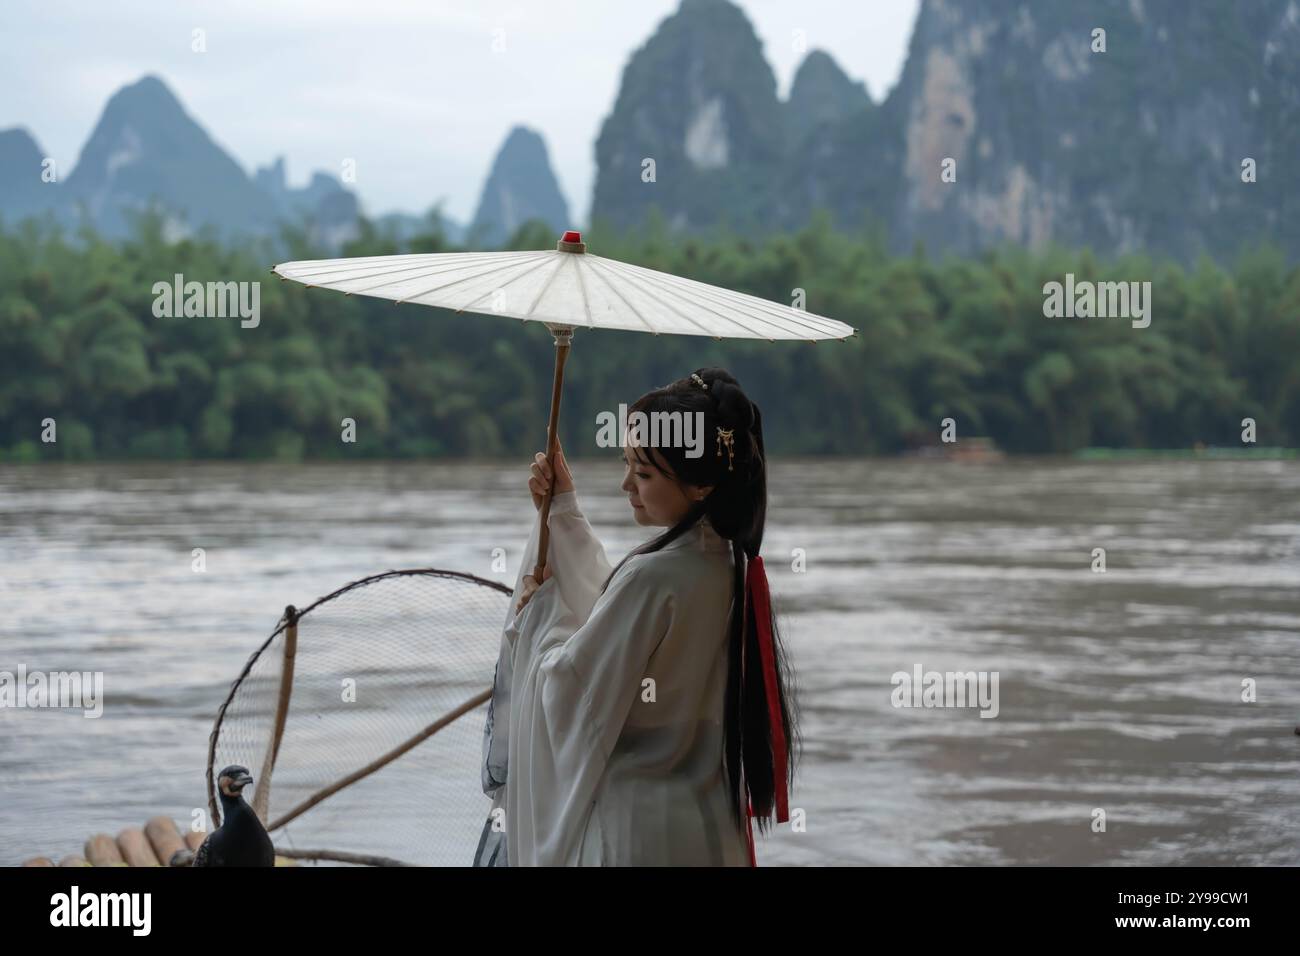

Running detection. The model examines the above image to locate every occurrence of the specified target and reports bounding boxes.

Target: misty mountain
[469,125,571,246]
[854,0,1299,261]
[0,128,56,225]
[591,0,787,235]
[592,0,1300,262]
[253,156,361,249]
[785,50,873,145]
[0,74,453,249]
[61,75,279,241]
[0,74,552,250]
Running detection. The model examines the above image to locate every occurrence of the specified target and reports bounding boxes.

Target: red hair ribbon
[741,554,789,867]
[745,798,756,867]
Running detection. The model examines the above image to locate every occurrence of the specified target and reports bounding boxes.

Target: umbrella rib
[277,250,524,284]
[571,254,593,327]
[277,254,432,281]
[603,257,785,340]
[604,259,762,337]
[326,251,543,296]
[598,257,800,338]
[521,254,570,318]
[683,280,848,338]
[402,253,557,307]
[275,254,423,274]
[588,256,726,336]
[649,263,850,334]
[581,258,660,334]
[597,257,837,338]
[601,258,850,338]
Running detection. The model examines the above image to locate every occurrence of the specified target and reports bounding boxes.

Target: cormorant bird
[192,765,275,867]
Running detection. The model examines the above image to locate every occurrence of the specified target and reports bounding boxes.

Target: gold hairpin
[715,426,735,471]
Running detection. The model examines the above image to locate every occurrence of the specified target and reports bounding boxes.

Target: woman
[474,367,799,866]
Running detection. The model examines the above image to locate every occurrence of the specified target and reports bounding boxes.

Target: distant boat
[904,437,1005,463]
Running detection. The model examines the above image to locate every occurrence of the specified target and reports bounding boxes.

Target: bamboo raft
[20,816,299,867]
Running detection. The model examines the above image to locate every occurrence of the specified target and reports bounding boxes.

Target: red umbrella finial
[557,230,587,253]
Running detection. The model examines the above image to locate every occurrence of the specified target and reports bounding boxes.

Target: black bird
[192,765,275,867]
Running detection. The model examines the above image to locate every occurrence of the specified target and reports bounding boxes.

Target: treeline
[0,208,1296,461]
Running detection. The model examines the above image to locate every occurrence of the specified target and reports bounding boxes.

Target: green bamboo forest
[0,207,1296,461]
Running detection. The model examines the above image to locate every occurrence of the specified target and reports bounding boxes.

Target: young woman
[474,367,799,866]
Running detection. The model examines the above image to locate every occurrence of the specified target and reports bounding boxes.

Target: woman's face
[621,436,710,527]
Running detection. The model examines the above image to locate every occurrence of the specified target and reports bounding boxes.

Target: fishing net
[206,568,510,866]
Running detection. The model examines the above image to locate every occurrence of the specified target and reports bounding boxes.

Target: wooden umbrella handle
[534,326,573,580]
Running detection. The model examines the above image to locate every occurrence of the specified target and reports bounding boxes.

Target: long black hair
[597,367,800,835]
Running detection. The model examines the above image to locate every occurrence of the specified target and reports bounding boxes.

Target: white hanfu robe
[476,490,751,866]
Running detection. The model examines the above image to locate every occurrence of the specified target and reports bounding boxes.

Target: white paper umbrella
[273,230,855,576]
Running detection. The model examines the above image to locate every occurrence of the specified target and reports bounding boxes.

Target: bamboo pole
[274,847,417,867]
[253,605,299,824]
[533,325,573,581]
[267,687,490,832]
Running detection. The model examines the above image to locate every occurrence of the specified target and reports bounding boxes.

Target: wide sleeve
[502,555,675,866]
[503,490,613,628]
[480,490,612,798]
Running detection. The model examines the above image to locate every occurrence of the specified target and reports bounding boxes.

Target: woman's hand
[529,441,575,510]
[515,565,554,614]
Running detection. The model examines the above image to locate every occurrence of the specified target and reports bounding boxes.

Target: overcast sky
[3,0,919,226]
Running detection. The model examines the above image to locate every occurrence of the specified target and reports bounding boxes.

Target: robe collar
[660,516,731,554]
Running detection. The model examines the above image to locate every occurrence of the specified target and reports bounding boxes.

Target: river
[1,457,1297,865]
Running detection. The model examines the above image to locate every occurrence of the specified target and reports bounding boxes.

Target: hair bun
[709,378,755,432]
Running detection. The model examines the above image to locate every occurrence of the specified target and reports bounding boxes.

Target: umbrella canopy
[272,231,855,341]
[272,230,854,578]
